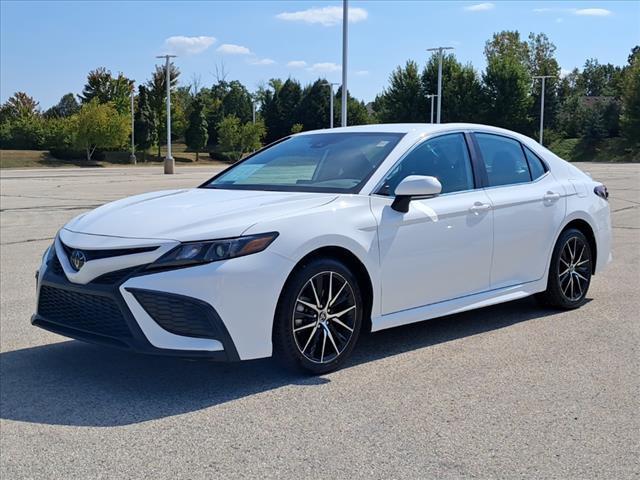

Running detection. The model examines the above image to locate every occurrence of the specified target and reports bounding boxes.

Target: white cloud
[217,43,252,55]
[164,36,216,55]
[250,58,276,66]
[307,62,341,73]
[574,8,611,16]
[464,3,495,12]
[533,7,612,16]
[355,70,369,76]
[276,6,368,26]
[555,17,564,23]
[287,60,308,68]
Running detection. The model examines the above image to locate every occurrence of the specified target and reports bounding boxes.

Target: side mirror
[391,175,442,213]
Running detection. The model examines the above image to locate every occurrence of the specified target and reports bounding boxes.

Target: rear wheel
[537,228,592,309]
[273,258,362,374]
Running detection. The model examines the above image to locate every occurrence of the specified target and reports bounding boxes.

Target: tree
[217,115,265,161]
[134,85,157,161]
[297,79,331,131]
[1,92,39,120]
[528,33,561,130]
[482,55,532,133]
[75,100,130,161]
[43,115,76,150]
[44,93,80,118]
[146,62,180,158]
[484,30,529,65]
[481,31,534,133]
[373,61,423,123]
[185,95,209,161]
[334,86,370,126]
[79,67,132,113]
[421,54,484,123]
[222,80,253,123]
[577,59,623,97]
[621,52,640,144]
[261,78,303,143]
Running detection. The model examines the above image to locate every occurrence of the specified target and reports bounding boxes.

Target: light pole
[129,82,136,164]
[341,0,348,127]
[156,54,176,174]
[426,94,437,123]
[533,75,554,145]
[426,46,454,123]
[321,82,339,128]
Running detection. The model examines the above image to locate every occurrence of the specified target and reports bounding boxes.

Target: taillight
[594,185,609,201]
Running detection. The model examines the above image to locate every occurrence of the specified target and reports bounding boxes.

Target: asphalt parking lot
[1,163,638,479]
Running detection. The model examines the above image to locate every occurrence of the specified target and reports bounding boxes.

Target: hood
[64,188,338,241]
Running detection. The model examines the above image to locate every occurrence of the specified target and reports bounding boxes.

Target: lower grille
[38,285,132,338]
[129,289,217,339]
[49,254,65,276]
[92,266,141,285]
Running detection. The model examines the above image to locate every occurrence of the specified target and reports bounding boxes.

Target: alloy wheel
[292,271,357,364]
[558,236,591,302]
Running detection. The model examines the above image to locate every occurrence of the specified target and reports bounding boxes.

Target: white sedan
[34,124,612,373]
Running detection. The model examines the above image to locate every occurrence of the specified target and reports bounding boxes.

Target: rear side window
[476,133,531,187]
[524,147,547,180]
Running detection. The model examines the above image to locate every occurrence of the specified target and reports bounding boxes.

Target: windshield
[202,132,405,193]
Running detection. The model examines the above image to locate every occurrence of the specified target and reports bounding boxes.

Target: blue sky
[1,1,639,108]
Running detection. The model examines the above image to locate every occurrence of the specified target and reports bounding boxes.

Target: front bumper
[33,253,239,361]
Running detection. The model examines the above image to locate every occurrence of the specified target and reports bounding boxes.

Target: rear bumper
[33,255,239,361]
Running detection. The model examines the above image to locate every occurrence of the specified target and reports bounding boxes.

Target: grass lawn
[0,143,229,169]
[548,137,639,162]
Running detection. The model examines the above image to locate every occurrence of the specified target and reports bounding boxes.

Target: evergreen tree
[185,96,209,161]
[146,63,180,158]
[297,79,331,131]
[373,61,423,123]
[44,93,80,119]
[134,86,157,161]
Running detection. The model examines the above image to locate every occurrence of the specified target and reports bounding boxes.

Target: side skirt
[371,278,548,332]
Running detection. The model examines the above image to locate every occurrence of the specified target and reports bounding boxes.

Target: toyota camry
[34,123,612,373]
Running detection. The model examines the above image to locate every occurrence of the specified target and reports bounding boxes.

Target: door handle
[469,202,492,214]
[543,191,561,202]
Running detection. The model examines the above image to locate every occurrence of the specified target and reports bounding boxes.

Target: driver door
[370,133,494,314]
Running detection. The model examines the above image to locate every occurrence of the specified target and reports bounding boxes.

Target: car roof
[296,123,534,145]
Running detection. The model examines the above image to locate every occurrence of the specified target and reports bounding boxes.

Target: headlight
[148,232,279,270]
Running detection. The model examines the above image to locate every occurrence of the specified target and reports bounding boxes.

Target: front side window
[476,133,531,187]
[378,133,474,195]
[203,132,404,193]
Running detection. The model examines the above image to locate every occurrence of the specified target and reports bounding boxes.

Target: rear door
[472,133,566,289]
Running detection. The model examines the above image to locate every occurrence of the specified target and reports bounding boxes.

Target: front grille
[38,285,132,338]
[129,289,217,339]
[60,242,158,261]
[48,252,142,285]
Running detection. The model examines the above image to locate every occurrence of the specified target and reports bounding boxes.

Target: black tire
[273,257,363,374]
[536,228,592,309]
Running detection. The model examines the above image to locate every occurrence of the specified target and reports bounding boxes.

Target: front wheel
[273,258,363,374]
[537,228,593,309]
